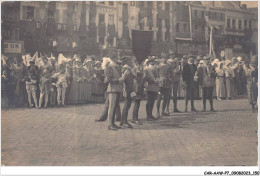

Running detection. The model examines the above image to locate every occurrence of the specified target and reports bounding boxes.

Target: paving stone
[1,99,258,166]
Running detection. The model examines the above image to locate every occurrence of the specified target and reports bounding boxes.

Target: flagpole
[209,26,213,56]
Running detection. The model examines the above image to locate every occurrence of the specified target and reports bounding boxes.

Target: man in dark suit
[182,57,197,112]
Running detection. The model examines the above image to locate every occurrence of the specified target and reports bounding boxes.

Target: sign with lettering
[97,7,116,14]
[233,44,242,49]
[3,41,24,54]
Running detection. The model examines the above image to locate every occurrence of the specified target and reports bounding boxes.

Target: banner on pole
[131,30,153,64]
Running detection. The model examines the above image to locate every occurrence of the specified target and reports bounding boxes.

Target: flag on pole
[1,55,8,66]
[58,53,68,65]
[101,57,112,70]
[131,29,153,64]
[53,40,57,47]
[72,42,77,48]
[32,51,41,67]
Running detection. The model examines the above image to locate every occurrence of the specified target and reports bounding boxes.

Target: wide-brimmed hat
[225,60,232,66]
[29,57,35,64]
[95,61,101,65]
[188,57,194,62]
[120,56,131,63]
[250,55,258,64]
[73,58,81,64]
[196,56,203,61]
[167,59,174,64]
[237,56,243,62]
[83,59,93,65]
[41,55,48,61]
[147,56,156,64]
[199,60,204,64]
[173,58,179,63]
[183,55,188,59]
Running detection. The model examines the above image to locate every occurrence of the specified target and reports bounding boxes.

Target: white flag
[58,53,68,65]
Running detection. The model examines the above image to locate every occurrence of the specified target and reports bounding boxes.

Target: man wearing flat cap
[103,49,125,130]
[182,57,197,112]
[167,58,182,113]
[156,57,172,117]
[144,57,160,121]
[120,56,135,128]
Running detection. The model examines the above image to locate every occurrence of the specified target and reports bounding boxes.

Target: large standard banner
[131,29,153,64]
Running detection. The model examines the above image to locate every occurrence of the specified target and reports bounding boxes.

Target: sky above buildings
[241,1,258,8]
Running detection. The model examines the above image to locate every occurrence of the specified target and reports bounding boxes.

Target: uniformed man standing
[156,57,172,118]
[120,56,135,128]
[104,50,124,130]
[167,58,182,113]
[131,62,146,125]
[145,57,159,121]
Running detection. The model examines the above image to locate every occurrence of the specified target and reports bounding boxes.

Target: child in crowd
[26,69,38,108]
[2,69,10,108]
[39,70,51,109]
[52,64,70,107]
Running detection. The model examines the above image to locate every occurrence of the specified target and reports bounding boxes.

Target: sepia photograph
[1,0,259,173]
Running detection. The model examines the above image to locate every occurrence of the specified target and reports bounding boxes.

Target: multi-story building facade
[1,1,256,59]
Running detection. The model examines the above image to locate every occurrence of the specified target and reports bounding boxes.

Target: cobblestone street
[1,98,258,166]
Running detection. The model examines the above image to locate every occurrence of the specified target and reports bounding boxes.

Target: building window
[26,6,34,20]
[244,20,247,28]
[138,13,144,30]
[157,2,162,10]
[232,19,236,29]
[73,25,77,31]
[109,14,114,24]
[57,24,62,30]
[99,2,105,5]
[6,29,20,40]
[176,23,180,32]
[157,16,162,28]
[227,18,230,28]
[201,11,204,18]
[130,2,135,6]
[148,1,153,8]
[148,15,153,30]
[48,9,54,18]
[220,13,223,20]
[183,23,187,33]
[195,24,198,30]
[5,7,18,21]
[249,20,252,29]
[139,2,144,8]
[238,20,242,29]
[99,14,105,23]
[99,36,105,45]
[109,2,114,6]
[165,2,170,11]
[63,24,67,30]
[208,12,212,19]
[194,10,197,18]
[36,22,41,29]
[214,12,217,20]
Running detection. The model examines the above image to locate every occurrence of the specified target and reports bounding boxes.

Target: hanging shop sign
[3,41,24,54]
